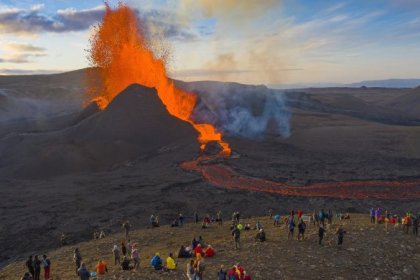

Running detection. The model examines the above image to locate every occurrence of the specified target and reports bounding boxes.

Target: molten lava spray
[87,3,230,155]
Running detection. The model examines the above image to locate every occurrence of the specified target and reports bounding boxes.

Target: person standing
[77,263,90,280]
[268,209,273,219]
[33,255,41,280]
[73,248,82,276]
[194,212,199,224]
[42,255,51,280]
[179,213,184,226]
[370,208,375,224]
[336,226,346,246]
[413,215,419,236]
[131,247,140,271]
[218,264,227,280]
[122,221,131,239]
[186,259,195,280]
[217,210,223,226]
[112,245,120,265]
[318,224,325,245]
[232,226,241,249]
[26,256,35,279]
[298,219,306,241]
[288,216,295,240]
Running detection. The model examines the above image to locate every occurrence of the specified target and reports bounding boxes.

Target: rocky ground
[0,214,418,280]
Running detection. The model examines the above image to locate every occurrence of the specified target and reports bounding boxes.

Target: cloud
[0,68,65,75]
[0,5,105,35]
[0,42,46,64]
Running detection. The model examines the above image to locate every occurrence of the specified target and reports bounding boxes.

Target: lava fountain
[87,3,231,155]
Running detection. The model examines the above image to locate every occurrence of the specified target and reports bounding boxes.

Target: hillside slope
[1,214,418,280]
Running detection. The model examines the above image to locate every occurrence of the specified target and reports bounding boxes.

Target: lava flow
[181,160,420,200]
[87,3,230,155]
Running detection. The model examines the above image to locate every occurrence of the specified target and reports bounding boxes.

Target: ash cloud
[191,82,290,138]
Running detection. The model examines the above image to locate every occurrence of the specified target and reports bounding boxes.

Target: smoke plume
[191,83,290,138]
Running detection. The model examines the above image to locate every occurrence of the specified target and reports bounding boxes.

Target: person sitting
[194,244,204,257]
[342,213,350,220]
[255,221,262,230]
[171,219,179,227]
[93,230,99,240]
[244,223,251,230]
[151,253,163,270]
[227,266,239,280]
[95,260,108,275]
[177,245,191,258]
[255,228,266,242]
[121,256,131,271]
[166,253,176,270]
[204,245,215,257]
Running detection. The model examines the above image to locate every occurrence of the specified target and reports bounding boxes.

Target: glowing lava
[87,3,230,155]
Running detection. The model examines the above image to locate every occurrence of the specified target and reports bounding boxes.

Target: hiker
[73,248,82,276]
[112,245,120,265]
[151,253,163,270]
[375,208,381,224]
[336,226,346,246]
[198,236,206,247]
[243,270,252,280]
[166,253,176,270]
[93,230,99,240]
[77,263,90,280]
[298,219,306,241]
[268,209,273,218]
[318,224,325,245]
[32,255,41,280]
[60,233,67,246]
[274,213,280,226]
[192,237,199,249]
[42,255,51,280]
[178,245,192,258]
[186,259,195,280]
[121,256,131,271]
[131,246,140,271]
[313,210,319,226]
[202,215,210,228]
[370,208,375,224]
[179,213,184,226]
[255,228,266,242]
[194,253,205,279]
[256,220,262,230]
[122,221,131,239]
[298,209,303,220]
[227,266,239,280]
[26,256,35,278]
[21,272,33,280]
[194,244,204,257]
[319,209,326,227]
[95,260,108,275]
[121,241,127,256]
[171,218,179,227]
[99,230,106,239]
[288,215,295,240]
[218,264,227,280]
[232,225,241,249]
[195,212,199,224]
[328,209,333,224]
[413,215,419,235]
[217,210,223,225]
[205,245,215,257]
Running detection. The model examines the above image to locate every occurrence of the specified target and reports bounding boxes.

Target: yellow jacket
[166,257,176,270]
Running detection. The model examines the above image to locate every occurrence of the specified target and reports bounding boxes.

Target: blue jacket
[151,256,162,269]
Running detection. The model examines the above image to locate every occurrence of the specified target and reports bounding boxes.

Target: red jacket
[194,246,204,257]
[205,247,215,257]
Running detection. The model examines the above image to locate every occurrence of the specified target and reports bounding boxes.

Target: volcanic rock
[203,140,224,155]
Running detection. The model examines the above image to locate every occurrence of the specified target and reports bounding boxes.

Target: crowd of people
[19,208,418,279]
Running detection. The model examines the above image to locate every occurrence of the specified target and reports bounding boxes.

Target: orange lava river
[181,159,420,200]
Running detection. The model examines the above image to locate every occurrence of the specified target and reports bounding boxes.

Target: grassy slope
[0,214,419,280]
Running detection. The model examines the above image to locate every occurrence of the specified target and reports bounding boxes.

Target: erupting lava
[87,3,230,155]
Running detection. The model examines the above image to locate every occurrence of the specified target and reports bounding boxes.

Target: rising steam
[191,83,290,138]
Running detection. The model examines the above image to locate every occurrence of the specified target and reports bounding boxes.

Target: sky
[0,0,420,85]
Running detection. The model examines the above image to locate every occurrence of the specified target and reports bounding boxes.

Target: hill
[386,86,420,119]
[0,84,198,178]
[0,214,418,279]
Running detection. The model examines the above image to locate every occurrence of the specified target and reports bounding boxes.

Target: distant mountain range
[269,79,420,89]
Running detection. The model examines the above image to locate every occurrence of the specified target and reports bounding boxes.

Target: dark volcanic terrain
[0,69,419,267]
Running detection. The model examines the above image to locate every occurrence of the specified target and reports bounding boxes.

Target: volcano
[0,84,198,179]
